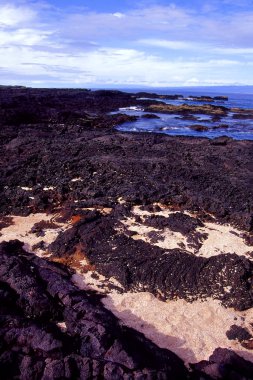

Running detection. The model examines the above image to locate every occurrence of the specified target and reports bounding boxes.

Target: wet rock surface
[189,124,209,132]
[135,92,228,102]
[146,103,229,115]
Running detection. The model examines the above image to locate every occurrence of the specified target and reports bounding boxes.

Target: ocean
[114,86,253,140]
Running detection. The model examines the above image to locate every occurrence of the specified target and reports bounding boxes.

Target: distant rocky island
[1,86,253,379]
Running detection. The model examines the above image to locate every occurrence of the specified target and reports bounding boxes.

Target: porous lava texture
[49,207,253,311]
[1,86,253,379]
[0,240,188,379]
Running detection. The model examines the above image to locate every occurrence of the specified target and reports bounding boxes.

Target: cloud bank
[0,1,253,87]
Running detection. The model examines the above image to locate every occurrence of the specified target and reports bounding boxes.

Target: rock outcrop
[0,240,189,379]
[49,209,253,311]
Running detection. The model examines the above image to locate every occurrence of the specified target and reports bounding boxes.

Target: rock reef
[146,103,229,115]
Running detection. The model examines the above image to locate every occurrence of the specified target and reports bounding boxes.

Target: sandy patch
[197,222,252,258]
[0,207,112,257]
[72,255,253,365]
[102,292,253,365]
[0,213,69,256]
[122,205,252,258]
[71,177,83,182]
[19,186,33,191]
[120,216,188,250]
[43,186,55,191]
[2,206,253,367]
[70,239,253,366]
[72,267,123,294]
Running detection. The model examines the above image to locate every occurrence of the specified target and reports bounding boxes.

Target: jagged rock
[135,92,183,100]
[192,348,253,379]
[212,124,229,129]
[142,113,160,119]
[189,125,209,132]
[146,103,229,115]
[0,87,252,229]
[226,325,252,342]
[210,136,232,145]
[214,96,228,101]
[0,241,189,379]
[1,87,253,379]
[143,212,203,233]
[0,216,13,230]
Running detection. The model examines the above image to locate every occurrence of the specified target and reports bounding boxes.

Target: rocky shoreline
[1,86,253,379]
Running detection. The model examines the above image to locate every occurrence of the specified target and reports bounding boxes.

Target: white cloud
[55,4,253,49]
[0,4,36,27]
[113,12,125,18]
[0,40,251,87]
[0,2,253,86]
[138,38,253,58]
[138,38,200,50]
[0,28,53,46]
[214,47,253,55]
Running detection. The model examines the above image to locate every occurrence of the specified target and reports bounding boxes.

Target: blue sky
[0,0,253,87]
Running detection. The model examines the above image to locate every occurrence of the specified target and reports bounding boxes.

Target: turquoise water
[115,87,253,140]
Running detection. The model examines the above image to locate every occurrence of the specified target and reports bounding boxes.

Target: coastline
[1,86,253,379]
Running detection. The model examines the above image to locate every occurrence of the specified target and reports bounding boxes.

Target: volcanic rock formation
[1,86,253,379]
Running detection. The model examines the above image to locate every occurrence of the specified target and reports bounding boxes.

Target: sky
[0,0,253,87]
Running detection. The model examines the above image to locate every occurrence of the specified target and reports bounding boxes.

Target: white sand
[72,253,253,365]
[72,271,123,294]
[0,213,69,255]
[71,249,253,366]
[121,216,189,250]
[102,292,253,364]
[71,177,83,182]
[0,207,112,255]
[197,222,251,258]
[43,186,55,191]
[121,205,252,259]
[2,207,253,366]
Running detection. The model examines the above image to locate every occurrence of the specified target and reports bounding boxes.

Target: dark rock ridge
[188,124,229,132]
[187,95,228,102]
[49,209,253,311]
[0,240,189,379]
[141,113,160,119]
[189,124,209,132]
[232,109,253,120]
[146,103,229,115]
[135,92,228,102]
[135,92,184,100]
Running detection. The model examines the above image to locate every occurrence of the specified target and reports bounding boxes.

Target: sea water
[114,86,253,140]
